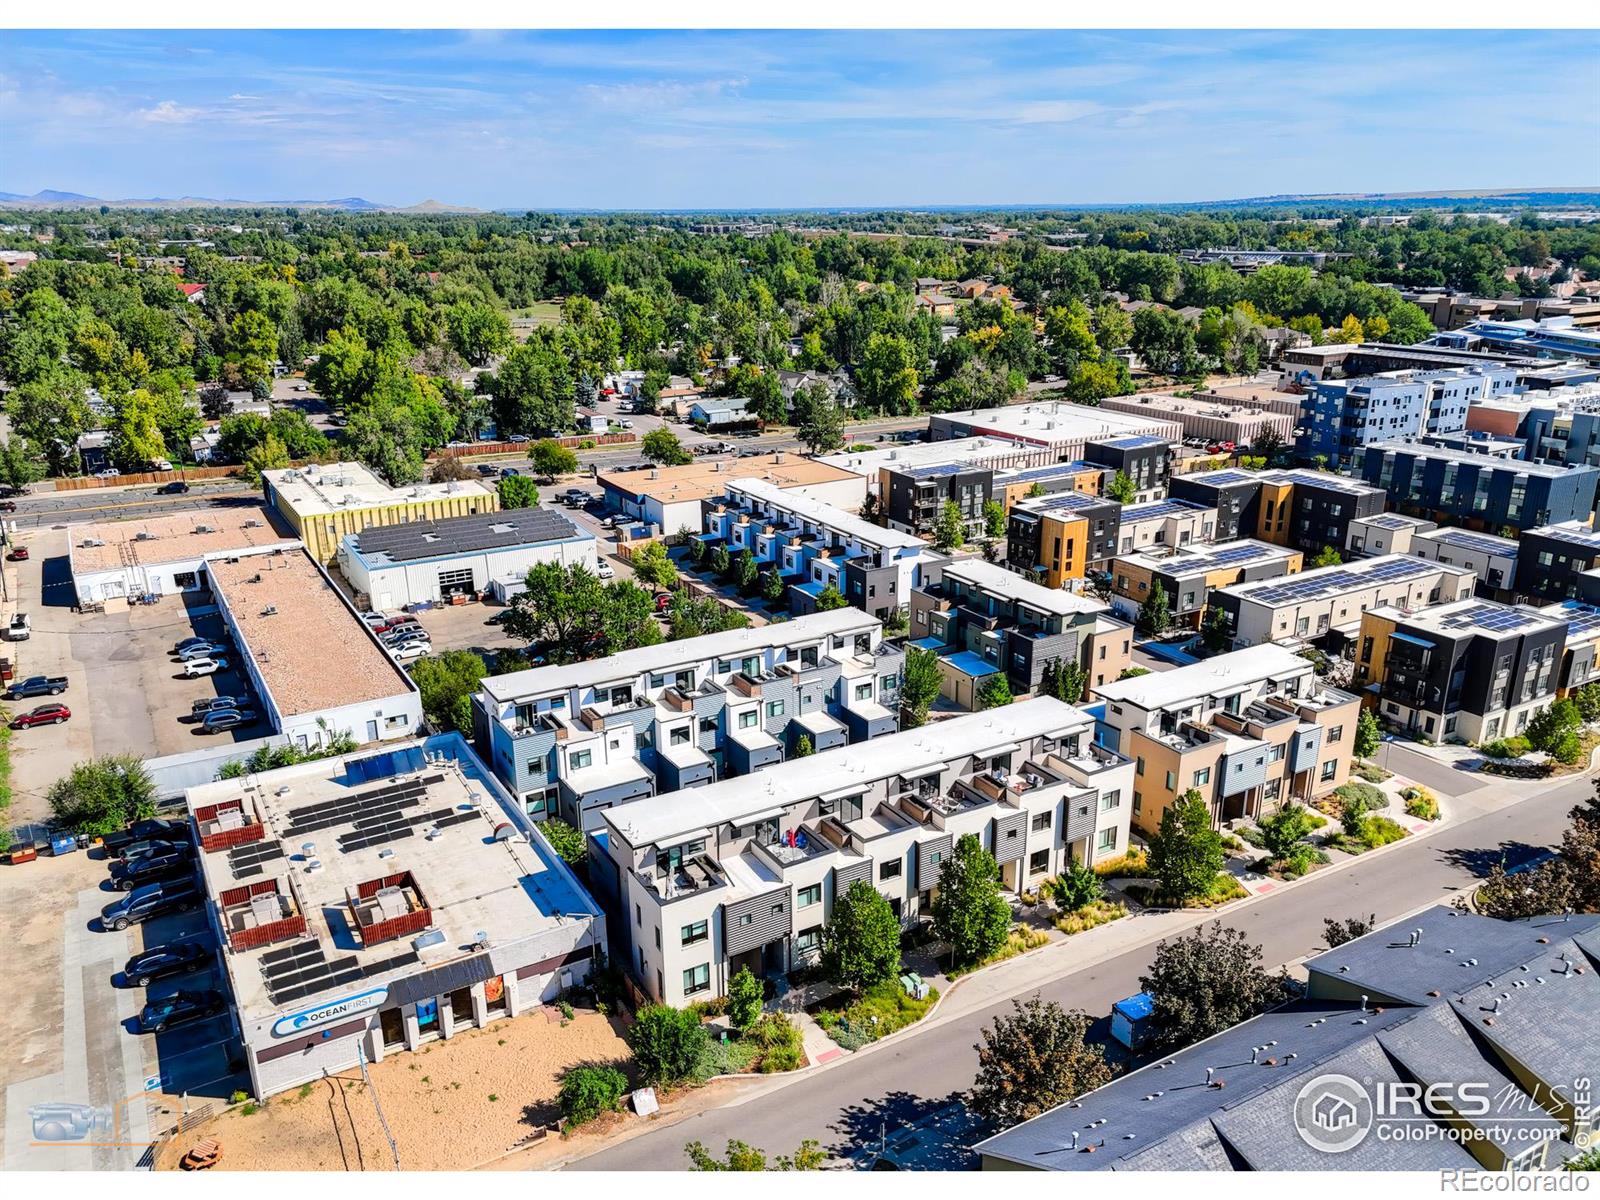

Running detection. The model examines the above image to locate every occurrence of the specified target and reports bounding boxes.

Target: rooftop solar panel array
[1120,500,1208,523]
[1365,514,1425,530]
[1429,530,1518,556]
[259,937,423,1006]
[1199,543,1277,567]
[1556,604,1600,638]
[1533,524,1600,551]
[352,508,584,564]
[903,463,967,479]
[280,774,446,841]
[1095,434,1171,449]
[1432,603,1543,635]
[1238,556,1436,606]
[1000,461,1098,483]
[1185,470,1254,487]
[1027,490,1109,513]
[1263,469,1379,495]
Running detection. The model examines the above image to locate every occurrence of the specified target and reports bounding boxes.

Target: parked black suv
[100,878,199,931]
[101,818,190,855]
[122,941,210,987]
[135,989,225,1034]
[115,837,194,863]
[109,850,192,891]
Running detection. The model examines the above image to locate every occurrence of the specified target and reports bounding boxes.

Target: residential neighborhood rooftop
[1092,643,1310,708]
[939,557,1108,616]
[347,507,589,566]
[723,476,926,549]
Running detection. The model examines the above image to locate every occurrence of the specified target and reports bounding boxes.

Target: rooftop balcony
[636,853,728,902]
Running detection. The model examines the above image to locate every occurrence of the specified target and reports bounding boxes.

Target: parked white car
[7,613,31,641]
[181,656,229,678]
[596,562,616,579]
[390,642,429,662]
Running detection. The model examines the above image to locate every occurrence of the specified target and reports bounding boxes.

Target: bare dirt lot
[162,1007,631,1171]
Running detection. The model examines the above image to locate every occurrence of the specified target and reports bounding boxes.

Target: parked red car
[7,546,29,561]
[13,703,70,729]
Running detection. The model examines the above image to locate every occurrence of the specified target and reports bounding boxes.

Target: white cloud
[137,99,201,124]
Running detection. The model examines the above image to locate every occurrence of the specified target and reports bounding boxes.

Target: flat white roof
[817,436,1033,476]
[481,607,879,702]
[938,401,1178,445]
[1093,644,1312,710]
[1114,539,1298,577]
[940,557,1107,617]
[723,477,926,550]
[263,461,497,517]
[606,698,1094,847]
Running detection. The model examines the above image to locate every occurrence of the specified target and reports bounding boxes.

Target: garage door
[438,567,475,596]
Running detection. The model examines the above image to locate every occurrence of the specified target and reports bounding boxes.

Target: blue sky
[1,29,1596,209]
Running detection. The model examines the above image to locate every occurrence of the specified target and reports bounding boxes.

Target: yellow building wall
[1255,480,1296,546]
[292,492,503,562]
[1038,513,1089,588]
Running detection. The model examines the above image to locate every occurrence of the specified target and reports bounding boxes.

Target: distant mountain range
[0,190,483,213]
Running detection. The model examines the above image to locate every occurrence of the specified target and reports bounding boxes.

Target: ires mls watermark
[1293,1071,1596,1167]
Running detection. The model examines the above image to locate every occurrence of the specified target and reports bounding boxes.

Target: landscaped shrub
[1332,781,1387,814]
[1361,815,1408,848]
[628,1005,710,1086]
[1091,847,1151,878]
[1352,761,1391,784]
[1402,786,1440,821]
[747,1013,805,1073]
[559,1065,629,1127]
[1055,899,1126,935]
[1551,730,1585,766]
[816,979,938,1050]
[1480,735,1532,759]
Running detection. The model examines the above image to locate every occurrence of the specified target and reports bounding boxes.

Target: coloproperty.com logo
[1293,1072,1593,1156]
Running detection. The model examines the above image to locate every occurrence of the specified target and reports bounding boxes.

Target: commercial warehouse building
[1214,553,1477,651]
[262,462,499,563]
[819,436,1058,494]
[337,507,596,610]
[928,401,1180,463]
[472,609,901,826]
[589,700,1134,1007]
[68,506,300,606]
[187,735,604,1099]
[1100,391,1295,449]
[210,549,423,750]
[598,453,865,537]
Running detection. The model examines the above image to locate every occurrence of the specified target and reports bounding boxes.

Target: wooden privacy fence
[435,432,636,459]
[52,465,241,490]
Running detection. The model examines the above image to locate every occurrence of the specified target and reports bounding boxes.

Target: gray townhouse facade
[471,609,903,830]
[587,699,1135,1008]
[1360,440,1600,535]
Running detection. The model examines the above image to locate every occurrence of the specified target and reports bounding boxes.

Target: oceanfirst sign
[271,987,388,1038]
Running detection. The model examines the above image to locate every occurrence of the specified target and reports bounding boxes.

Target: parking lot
[6,525,266,824]
[1,844,242,1170]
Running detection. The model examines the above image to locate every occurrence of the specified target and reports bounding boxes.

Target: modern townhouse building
[1093,644,1360,834]
[990,460,1108,510]
[818,436,1057,497]
[1518,521,1600,603]
[1361,440,1600,534]
[880,461,993,538]
[1540,601,1600,696]
[908,557,1127,708]
[1082,434,1175,503]
[1353,599,1567,743]
[1101,393,1294,453]
[1168,468,1386,558]
[471,609,903,829]
[1214,553,1477,651]
[1005,490,1122,588]
[928,401,1182,464]
[699,477,929,620]
[1295,366,1517,470]
[1343,512,1438,558]
[588,700,1135,1007]
[977,906,1600,1173]
[1108,539,1301,630]
[1344,513,1521,597]
[1113,499,1217,556]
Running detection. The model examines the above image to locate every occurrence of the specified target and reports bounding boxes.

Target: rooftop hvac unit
[195,524,216,534]
[375,886,409,919]
[249,893,281,923]
[216,807,246,831]
[135,531,153,541]
[260,605,277,616]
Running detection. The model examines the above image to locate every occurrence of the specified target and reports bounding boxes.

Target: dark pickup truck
[101,818,190,856]
[5,675,67,700]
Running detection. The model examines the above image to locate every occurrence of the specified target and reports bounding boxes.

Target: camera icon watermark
[28,1102,112,1142]
[1294,1073,1376,1154]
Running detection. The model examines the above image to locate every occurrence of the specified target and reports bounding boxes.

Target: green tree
[931,833,1012,967]
[629,540,679,591]
[409,649,487,734]
[1047,861,1102,913]
[1251,426,1287,467]
[982,499,1007,540]
[228,309,279,383]
[821,880,901,992]
[855,332,920,415]
[685,1139,825,1171]
[109,389,168,471]
[444,300,512,366]
[668,594,750,640]
[1257,803,1318,866]
[1064,357,1132,406]
[497,475,540,508]
[1139,922,1294,1053]
[641,426,692,465]
[241,433,291,485]
[761,568,786,605]
[975,672,1013,710]
[558,1065,628,1128]
[793,734,814,758]
[933,499,966,552]
[47,755,157,836]
[793,381,845,454]
[1322,913,1378,949]
[1310,545,1342,568]
[710,543,732,577]
[734,548,759,592]
[6,369,95,475]
[1106,470,1138,504]
[539,818,587,866]
[1137,580,1171,635]
[1146,788,1224,905]
[1526,700,1582,753]
[969,997,1113,1128]
[529,439,579,477]
[1354,707,1382,758]
[485,336,575,437]
[628,1005,710,1086]
[815,582,848,611]
[502,562,605,656]
[0,436,46,491]
[727,966,764,1032]
[1041,656,1087,704]
[899,645,942,729]
[1200,604,1232,654]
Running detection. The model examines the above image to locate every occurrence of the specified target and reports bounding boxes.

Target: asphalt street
[567,769,1588,1170]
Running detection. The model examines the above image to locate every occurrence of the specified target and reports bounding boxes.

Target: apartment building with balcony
[1295,366,1517,470]
[588,700,1135,1007]
[908,557,1128,708]
[1360,441,1600,535]
[1519,521,1600,603]
[700,477,928,620]
[880,461,993,539]
[1005,490,1122,589]
[1093,644,1360,834]
[1113,499,1218,556]
[1108,539,1301,630]
[1213,553,1477,651]
[1082,434,1175,503]
[990,460,1109,510]
[1353,599,1567,744]
[472,610,903,829]
[1168,468,1386,558]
